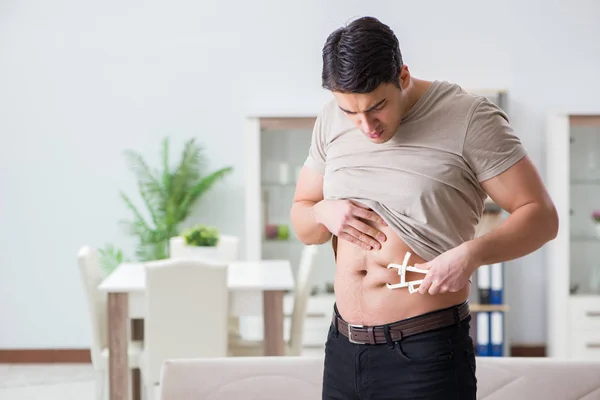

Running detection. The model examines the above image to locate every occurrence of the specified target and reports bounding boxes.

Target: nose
[360,116,378,133]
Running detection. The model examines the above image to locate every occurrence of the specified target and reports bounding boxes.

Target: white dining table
[98,259,295,400]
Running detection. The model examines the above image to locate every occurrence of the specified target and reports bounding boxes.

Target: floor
[0,363,96,400]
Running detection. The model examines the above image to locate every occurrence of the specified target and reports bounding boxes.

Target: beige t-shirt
[304,80,527,261]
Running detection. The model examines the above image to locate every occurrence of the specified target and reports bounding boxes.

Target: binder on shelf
[490,311,504,357]
[490,262,504,305]
[477,264,491,304]
[476,312,491,356]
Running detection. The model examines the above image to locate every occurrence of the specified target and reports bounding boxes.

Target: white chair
[139,258,229,399]
[168,234,241,339]
[217,234,240,263]
[229,245,319,356]
[77,246,143,400]
[214,234,241,337]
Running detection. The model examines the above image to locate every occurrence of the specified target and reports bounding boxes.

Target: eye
[371,102,386,112]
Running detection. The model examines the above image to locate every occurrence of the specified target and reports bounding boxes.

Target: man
[290,16,558,400]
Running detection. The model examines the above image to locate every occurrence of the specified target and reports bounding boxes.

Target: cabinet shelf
[570,179,600,185]
[470,304,510,313]
[571,235,600,242]
[262,182,297,189]
[263,237,304,244]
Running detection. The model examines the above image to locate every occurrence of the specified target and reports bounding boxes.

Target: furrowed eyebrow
[339,99,387,115]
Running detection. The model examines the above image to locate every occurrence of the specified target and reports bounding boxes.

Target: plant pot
[169,236,219,260]
[182,244,219,260]
[595,224,600,238]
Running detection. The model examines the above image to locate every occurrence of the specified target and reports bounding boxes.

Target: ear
[399,65,410,89]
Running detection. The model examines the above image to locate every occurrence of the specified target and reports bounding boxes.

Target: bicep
[480,156,554,213]
[293,166,324,204]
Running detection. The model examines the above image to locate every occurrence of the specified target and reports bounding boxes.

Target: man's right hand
[313,199,387,250]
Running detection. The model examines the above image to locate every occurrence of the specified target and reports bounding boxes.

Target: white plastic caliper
[386,251,428,294]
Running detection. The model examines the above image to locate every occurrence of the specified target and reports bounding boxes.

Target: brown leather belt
[333,301,470,345]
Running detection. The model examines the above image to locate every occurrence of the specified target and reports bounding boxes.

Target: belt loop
[383,325,394,349]
[453,307,460,325]
[367,327,376,345]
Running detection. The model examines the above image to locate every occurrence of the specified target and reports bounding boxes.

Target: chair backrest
[76,246,107,368]
[217,234,240,263]
[288,245,319,355]
[144,258,229,385]
[168,236,186,258]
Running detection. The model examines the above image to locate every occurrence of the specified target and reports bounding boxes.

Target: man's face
[333,78,406,144]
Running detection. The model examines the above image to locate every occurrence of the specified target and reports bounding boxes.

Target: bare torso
[334,220,470,326]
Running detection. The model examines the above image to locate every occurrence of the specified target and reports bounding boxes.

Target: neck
[401,78,432,114]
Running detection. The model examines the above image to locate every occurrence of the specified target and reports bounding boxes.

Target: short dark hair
[321,16,403,94]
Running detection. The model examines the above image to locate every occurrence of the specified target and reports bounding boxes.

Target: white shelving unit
[242,116,335,348]
[546,113,600,359]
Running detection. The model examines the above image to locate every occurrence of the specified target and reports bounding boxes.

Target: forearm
[467,202,559,267]
[290,200,332,245]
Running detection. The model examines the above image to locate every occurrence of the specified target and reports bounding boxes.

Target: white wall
[1,0,599,348]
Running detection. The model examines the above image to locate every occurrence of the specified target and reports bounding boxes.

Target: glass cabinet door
[569,116,600,295]
[260,126,311,247]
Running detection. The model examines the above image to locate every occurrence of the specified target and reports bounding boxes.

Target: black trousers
[322,305,477,400]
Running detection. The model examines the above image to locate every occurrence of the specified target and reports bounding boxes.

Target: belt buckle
[347,323,363,344]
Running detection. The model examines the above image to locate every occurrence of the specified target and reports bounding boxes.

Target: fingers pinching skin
[428,281,440,296]
[418,274,433,295]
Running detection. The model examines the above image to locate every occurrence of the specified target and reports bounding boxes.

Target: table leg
[131,319,144,400]
[263,290,285,356]
[108,293,129,400]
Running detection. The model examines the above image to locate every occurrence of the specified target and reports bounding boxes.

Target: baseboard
[510,344,547,357]
[0,344,547,363]
[0,349,91,363]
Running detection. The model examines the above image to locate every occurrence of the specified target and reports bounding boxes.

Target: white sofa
[158,356,600,400]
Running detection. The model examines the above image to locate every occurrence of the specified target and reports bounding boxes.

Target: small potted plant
[169,224,220,260]
[592,210,600,237]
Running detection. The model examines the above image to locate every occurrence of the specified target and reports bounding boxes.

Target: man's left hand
[413,243,478,295]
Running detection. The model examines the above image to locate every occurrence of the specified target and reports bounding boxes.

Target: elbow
[289,203,332,245]
[293,220,332,245]
[314,230,333,245]
[544,201,560,241]
[298,234,332,246]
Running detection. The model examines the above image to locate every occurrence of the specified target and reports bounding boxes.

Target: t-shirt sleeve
[463,98,527,182]
[303,111,327,174]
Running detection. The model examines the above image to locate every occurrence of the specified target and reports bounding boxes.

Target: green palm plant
[118,137,233,262]
[97,244,128,276]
